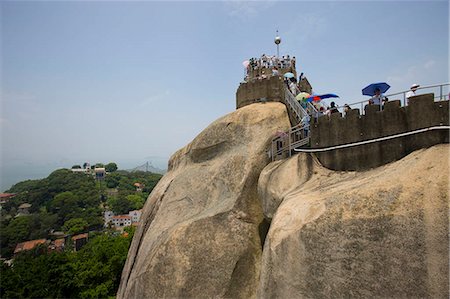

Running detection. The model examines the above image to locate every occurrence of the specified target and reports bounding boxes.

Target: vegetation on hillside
[0,165,162,258]
[0,227,135,299]
[0,162,162,298]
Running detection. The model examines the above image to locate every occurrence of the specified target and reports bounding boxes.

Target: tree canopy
[0,229,135,299]
[105,162,118,173]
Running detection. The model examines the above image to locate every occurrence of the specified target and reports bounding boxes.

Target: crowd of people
[242,56,437,119]
[244,54,296,81]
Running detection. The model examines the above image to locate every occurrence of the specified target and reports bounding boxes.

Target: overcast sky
[1,0,448,190]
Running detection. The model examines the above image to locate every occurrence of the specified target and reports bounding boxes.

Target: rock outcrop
[118,99,449,298]
[258,144,449,298]
[117,102,291,298]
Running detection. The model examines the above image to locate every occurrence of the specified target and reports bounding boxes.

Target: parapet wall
[310,94,449,171]
[236,76,285,109]
[236,75,313,110]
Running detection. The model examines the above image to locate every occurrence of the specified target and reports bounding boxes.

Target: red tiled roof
[0,193,16,199]
[72,233,88,241]
[14,239,47,254]
[54,239,65,247]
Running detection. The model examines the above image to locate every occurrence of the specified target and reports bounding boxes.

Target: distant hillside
[0,167,162,258]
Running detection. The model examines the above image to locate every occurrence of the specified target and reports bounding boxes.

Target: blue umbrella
[362,82,390,96]
[283,72,295,78]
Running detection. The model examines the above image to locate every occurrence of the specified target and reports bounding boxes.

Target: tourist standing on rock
[369,88,385,105]
[406,83,420,102]
[344,104,351,113]
[272,67,279,76]
[330,101,339,113]
[327,102,339,116]
[289,78,299,95]
[284,78,290,91]
[261,54,267,68]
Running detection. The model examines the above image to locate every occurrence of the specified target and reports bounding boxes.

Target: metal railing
[305,101,320,121]
[281,87,309,125]
[271,123,310,161]
[269,82,449,162]
[344,82,450,114]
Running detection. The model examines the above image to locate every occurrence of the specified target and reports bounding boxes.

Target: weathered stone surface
[117,102,290,299]
[258,144,449,298]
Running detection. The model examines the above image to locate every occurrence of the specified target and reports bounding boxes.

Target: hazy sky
[1,0,448,189]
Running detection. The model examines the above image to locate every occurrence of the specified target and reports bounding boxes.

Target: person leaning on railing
[406,83,419,103]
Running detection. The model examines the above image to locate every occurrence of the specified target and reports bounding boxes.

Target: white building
[104,209,142,228]
[111,215,132,227]
[129,209,142,223]
[104,210,115,227]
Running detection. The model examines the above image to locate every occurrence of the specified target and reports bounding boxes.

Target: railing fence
[344,83,449,115]
[270,82,449,161]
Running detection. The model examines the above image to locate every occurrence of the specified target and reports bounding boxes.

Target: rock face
[258,145,449,298]
[118,99,449,298]
[117,102,291,298]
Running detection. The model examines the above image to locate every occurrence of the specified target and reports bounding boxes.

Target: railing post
[288,128,291,157]
[440,85,443,100]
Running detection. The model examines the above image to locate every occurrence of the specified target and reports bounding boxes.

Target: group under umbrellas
[294,81,391,111]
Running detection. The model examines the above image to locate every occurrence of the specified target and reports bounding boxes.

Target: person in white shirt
[406,83,420,102]
[289,80,299,95]
[369,88,385,105]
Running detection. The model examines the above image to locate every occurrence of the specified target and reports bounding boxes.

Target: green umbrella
[296,92,310,102]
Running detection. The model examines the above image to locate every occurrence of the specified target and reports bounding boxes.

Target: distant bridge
[128,162,166,174]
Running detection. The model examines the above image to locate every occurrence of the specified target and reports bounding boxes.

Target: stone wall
[236,76,285,109]
[310,94,449,171]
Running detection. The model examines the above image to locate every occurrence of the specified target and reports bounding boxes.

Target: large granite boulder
[117,102,290,299]
[258,144,449,298]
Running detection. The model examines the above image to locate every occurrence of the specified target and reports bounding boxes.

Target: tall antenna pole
[274,30,281,58]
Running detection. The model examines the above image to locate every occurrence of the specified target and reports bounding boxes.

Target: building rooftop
[18,203,32,209]
[72,233,89,241]
[54,239,65,247]
[0,193,16,199]
[14,239,47,254]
